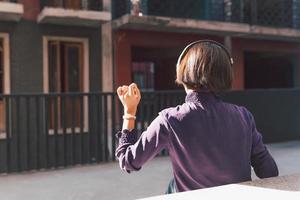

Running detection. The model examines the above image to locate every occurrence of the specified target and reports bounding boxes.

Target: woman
[115,40,278,193]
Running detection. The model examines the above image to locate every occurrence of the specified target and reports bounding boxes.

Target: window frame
[43,36,89,134]
[0,33,10,95]
[0,33,10,139]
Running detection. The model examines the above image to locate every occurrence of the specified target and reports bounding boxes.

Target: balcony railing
[112,0,300,29]
[40,0,103,11]
[0,89,299,173]
[38,0,110,27]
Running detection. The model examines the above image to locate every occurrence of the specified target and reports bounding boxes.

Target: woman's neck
[184,87,211,94]
[185,88,194,94]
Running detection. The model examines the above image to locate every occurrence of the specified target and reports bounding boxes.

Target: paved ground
[0,141,299,200]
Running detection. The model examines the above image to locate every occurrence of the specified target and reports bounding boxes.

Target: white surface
[139,184,299,200]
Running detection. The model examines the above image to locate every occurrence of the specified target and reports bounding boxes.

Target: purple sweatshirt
[115,91,278,192]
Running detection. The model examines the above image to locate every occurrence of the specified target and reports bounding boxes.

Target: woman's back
[116,90,278,192]
[162,91,254,191]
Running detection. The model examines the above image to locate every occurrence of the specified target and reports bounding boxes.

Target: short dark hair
[176,42,233,93]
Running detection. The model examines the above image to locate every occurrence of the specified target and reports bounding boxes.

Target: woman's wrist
[122,117,136,131]
[122,108,137,131]
[124,108,137,116]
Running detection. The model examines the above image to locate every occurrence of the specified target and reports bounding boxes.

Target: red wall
[114,30,223,90]
[114,29,300,91]
[19,0,41,20]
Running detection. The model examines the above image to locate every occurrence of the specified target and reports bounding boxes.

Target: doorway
[244,51,297,89]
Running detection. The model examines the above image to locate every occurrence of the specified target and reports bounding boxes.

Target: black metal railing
[0,92,115,173]
[0,91,185,173]
[112,0,300,29]
[0,89,299,173]
[40,0,103,11]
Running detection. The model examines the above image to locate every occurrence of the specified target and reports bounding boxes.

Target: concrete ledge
[242,174,300,191]
[38,7,111,27]
[112,14,300,42]
[0,2,24,22]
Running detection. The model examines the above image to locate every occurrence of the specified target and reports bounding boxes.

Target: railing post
[251,0,257,25]
[140,0,147,15]
[204,0,211,20]
[239,0,244,23]
[293,0,300,29]
[35,96,40,170]
[5,96,11,173]
[111,94,116,161]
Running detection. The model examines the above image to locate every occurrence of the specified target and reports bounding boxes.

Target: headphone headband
[176,40,234,69]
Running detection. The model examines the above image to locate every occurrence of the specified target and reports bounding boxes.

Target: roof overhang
[38,7,111,27]
[112,14,300,42]
[0,2,24,22]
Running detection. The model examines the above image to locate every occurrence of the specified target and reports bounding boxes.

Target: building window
[48,41,83,93]
[0,33,10,138]
[132,62,155,91]
[43,36,89,133]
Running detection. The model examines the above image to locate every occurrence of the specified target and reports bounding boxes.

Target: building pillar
[231,38,244,90]
[101,23,114,92]
[101,0,113,92]
[225,36,244,90]
[101,23,114,159]
[101,0,115,160]
[224,35,232,53]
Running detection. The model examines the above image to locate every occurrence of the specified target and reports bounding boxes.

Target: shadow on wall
[221,89,300,143]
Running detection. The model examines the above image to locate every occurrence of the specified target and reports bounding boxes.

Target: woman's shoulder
[159,103,191,121]
[221,101,254,124]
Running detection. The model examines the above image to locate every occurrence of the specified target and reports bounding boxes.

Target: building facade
[0,0,112,172]
[0,0,299,173]
[1,0,300,95]
[0,0,112,94]
[111,0,300,91]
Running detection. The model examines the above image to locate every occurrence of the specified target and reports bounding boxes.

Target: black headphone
[176,40,234,69]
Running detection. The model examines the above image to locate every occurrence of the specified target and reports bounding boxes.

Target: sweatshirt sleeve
[115,113,170,173]
[246,109,279,178]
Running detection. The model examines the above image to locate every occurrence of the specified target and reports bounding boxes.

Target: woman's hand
[117,83,141,116]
